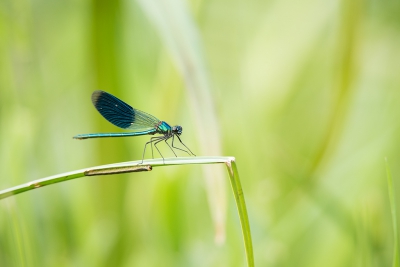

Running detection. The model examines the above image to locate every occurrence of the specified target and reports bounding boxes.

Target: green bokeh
[1,0,400,266]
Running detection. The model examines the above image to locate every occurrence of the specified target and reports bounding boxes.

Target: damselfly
[73,90,195,163]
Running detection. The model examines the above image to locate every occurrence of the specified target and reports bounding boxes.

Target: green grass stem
[0,156,254,267]
[385,158,399,267]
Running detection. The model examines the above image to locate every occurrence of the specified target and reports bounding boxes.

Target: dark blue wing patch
[92,90,136,129]
[91,90,160,131]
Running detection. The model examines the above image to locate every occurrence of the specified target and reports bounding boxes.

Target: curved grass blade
[226,159,254,267]
[0,165,152,200]
[386,158,399,267]
[0,156,254,267]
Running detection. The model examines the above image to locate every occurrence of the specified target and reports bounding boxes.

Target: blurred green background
[1,0,400,266]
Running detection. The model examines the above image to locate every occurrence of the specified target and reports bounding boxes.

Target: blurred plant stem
[90,1,128,265]
[135,0,227,243]
[310,0,361,176]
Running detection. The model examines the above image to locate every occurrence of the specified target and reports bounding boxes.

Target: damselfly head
[173,125,182,135]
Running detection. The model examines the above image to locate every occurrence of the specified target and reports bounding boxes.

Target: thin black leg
[176,135,196,156]
[140,136,164,164]
[153,136,168,163]
[164,137,177,157]
[171,135,191,155]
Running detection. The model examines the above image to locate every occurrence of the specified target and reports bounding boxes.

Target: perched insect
[73,90,195,163]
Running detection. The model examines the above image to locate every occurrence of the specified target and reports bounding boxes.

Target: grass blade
[0,156,254,266]
[386,158,399,267]
[0,165,152,200]
[226,159,254,267]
